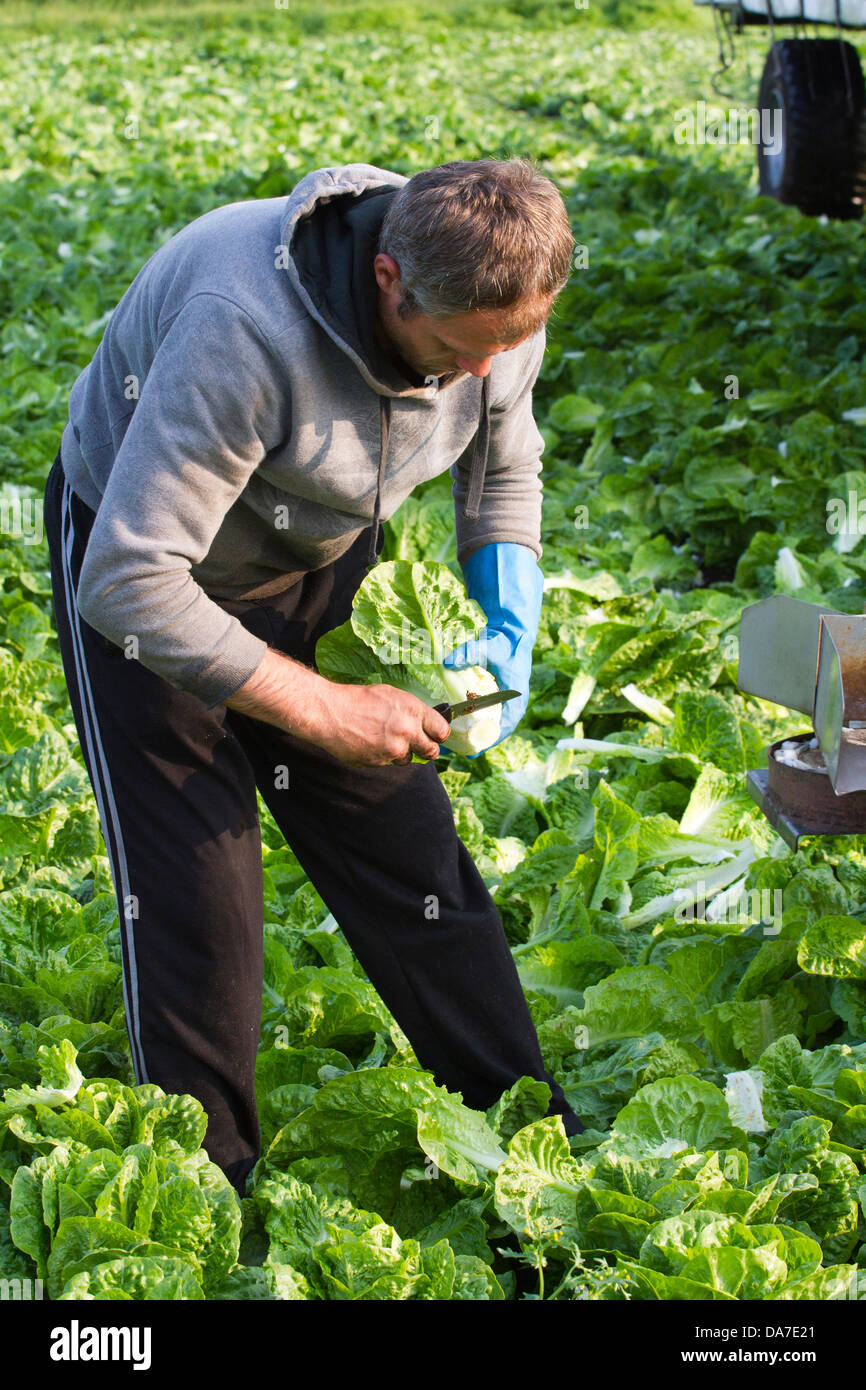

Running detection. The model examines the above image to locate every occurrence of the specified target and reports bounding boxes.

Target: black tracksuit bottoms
[43,446,582,1195]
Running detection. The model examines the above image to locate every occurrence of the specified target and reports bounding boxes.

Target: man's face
[373,252,544,380]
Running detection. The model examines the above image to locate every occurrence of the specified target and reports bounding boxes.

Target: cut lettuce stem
[438,666,502,757]
[621,846,756,929]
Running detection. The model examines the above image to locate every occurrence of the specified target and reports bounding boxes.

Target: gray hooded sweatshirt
[60,162,547,709]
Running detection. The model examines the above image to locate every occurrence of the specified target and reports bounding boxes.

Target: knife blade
[434,689,521,722]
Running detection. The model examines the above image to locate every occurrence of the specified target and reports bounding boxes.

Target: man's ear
[373,252,402,294]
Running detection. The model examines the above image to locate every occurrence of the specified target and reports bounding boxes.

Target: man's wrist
[223,647,333,741]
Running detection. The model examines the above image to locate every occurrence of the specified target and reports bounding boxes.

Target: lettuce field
[3,0,866,1304]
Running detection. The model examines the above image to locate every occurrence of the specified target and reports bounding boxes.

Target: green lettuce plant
[316,561,502,757]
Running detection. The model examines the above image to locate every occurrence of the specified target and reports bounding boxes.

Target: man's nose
[454,356,493,377]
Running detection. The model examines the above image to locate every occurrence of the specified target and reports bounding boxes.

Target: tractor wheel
[757,37,866,220]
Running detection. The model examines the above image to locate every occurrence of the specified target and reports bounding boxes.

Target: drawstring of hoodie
[463,374,490,522]
[366,395,391,570]
[365,374,491,572]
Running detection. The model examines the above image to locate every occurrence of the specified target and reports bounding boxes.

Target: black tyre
[757,37,866,220]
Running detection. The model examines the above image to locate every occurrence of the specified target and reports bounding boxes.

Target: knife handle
[433,702,452,722]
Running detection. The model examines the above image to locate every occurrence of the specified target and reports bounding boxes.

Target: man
[43,158,584,1198]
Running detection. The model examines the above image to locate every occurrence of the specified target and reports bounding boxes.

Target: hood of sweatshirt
[278,165,491,569]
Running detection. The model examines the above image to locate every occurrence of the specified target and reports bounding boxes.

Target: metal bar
[836,0,856,115]
[766,0,778,47]
[746,770,802,850]
[710,1,739,98]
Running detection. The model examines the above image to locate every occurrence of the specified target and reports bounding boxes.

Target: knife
[389,690,521,765]
[433,689,521,722]
[389,695,517,772]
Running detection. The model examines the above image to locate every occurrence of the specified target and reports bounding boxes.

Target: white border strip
[59,477,149,1083]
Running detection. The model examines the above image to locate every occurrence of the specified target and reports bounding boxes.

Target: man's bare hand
[222,647,450,767]
[317,683,451,767]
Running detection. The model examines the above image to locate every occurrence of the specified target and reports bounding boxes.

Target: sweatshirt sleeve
[451,326,547,567]
[74,292,292,708]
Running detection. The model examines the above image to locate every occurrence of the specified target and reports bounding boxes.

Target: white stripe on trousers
[59,476,149,1083]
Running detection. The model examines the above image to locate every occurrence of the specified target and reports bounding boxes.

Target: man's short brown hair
[377,157,574,340]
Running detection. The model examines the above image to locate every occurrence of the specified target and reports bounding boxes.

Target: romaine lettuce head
[315,561,501,756]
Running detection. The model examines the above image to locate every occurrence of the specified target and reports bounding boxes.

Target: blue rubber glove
[443,542,544,755]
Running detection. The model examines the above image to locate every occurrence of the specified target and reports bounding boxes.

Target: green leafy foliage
[1,0,865,1300]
